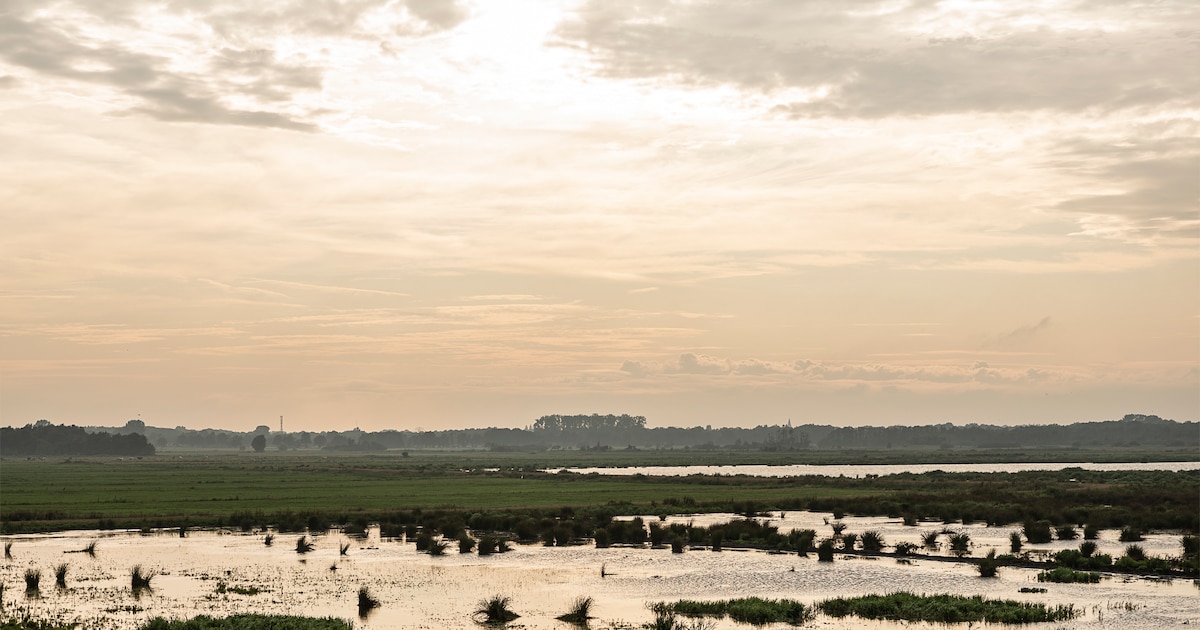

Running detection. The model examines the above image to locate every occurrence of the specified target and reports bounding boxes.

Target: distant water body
[558,461,1200,478]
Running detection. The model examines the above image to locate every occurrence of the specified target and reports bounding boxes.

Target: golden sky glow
[1,0,1197,431]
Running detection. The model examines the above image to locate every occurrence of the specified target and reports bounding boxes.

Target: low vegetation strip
[660,598,816,625]
[137,615,353,630]
[818,593,1077,624]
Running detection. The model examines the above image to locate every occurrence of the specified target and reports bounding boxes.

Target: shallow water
[554,461,1200,478]
[2,517,1195,629]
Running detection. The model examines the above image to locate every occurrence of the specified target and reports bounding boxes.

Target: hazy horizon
[2,0,1197,433]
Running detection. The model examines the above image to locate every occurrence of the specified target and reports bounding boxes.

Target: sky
[1,0,1197,433]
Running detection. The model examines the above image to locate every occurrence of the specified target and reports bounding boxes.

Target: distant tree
[124,419,146,432]
[251,434,267,453]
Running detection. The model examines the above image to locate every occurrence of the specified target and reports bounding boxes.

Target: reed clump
[131,565,155,590]
[555,596,593,624]
[24,568,40,592]
[662,597,814,625]
[474,595,519,624]
[263,533,274,547]
[1038,567,1101,583]
[339,542,350,556]
[54,563,68,588]
[295,536,315,554]
[357,586,381,616]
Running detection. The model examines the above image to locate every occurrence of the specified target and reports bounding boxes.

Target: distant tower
[280,415,284,433]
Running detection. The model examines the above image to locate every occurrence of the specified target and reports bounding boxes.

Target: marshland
[1,450,1197,629]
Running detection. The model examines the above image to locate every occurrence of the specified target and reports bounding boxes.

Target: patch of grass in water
[662,597,814,625]
[53,564,67,589]
[357,586,380,617]
[474,595,519,624]
[1,616,77,630]
[131,565,155,590]
[295,536,314,554]
[556,596,593,624]
[1037,567,1101,583]
[137,614,352,629]
[215,582,263,595]
[819,592,1077,624]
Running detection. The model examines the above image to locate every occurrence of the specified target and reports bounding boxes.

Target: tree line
[0,421,155,457]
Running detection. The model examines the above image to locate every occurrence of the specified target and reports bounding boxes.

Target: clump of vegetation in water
[263,533,274,547]
[131,565,155,590]
[816,539,834,562]
[137,614,353,629]
[819,592,1077,624]
[893,541,918,556]
[670,537,685,553]
[338,542,350,556]
[592,528,610,548]
[1055,525,1078,540]
[4,542,11,559]
[645,603,714,630]
[473,595,519,624]
[215,582,263,595]
[660,597,814,625]
[1019,587,1047,593]
[978,549,999,578]
[1038,567,1101,583]
[1009,531,1023,553]
[949,532,971,557]
[860,530,884,552]
[840,532,858,551]
[357,586,380,616]
[295,536,314,554]
[1083,524,1099,540]
[53,564,68,589]
[427,538,448,556]
[24,569,40,593]
[555,596,593,624]
[1119,527,1144,542]
[458,533,475,554]
[1023,520,1053,544]
[921,530,940,550]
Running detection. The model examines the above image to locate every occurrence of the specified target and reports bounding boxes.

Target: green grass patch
[1038,567,1102,583]
[664,597,815,625]
[819,592,1077,624]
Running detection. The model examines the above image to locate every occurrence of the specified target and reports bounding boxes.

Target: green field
[1,449,1196,534]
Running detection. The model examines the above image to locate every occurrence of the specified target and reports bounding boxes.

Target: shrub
[593,528,610,548]
[295,536,314,554]
[1079,541,1097,558]
[709,532,722,552]
[861,530,885,552]
[841,532,858,551]
[1056,525,1079,540]
[1083,524,1099,540]
[1124,544,1146,561]
[1183,535,1199,557]
[54,563,68,589]
[458,533,475,554]
[921,530,940,550]
[1009,531,1023,553]
[474,595,519,624]
[427,538,448,556]
[817,539,835,562]
[670,537,685,554]
[263,534,274,547]
[1023,520,1053,544]
[1119,527,1144,542]
[894,542,918,556]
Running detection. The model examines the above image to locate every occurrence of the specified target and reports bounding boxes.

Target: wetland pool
[2,513,1195,629]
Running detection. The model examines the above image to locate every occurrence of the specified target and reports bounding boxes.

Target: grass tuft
[556,596,594,624]
[1038,567,1101,583]
[296,536,315,554]
[263,533,274,547]
[339,542,350,556]
[24,569,40,592]
[131,565,156,590]
[357,586,381,616]
[474,595,520,624]
[54,563,68,589]
[137,614,353,629]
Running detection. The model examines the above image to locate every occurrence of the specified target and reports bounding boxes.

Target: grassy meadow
[1,448,1196,535]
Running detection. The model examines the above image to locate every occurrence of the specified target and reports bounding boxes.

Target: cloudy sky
[2,0,1196,432]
